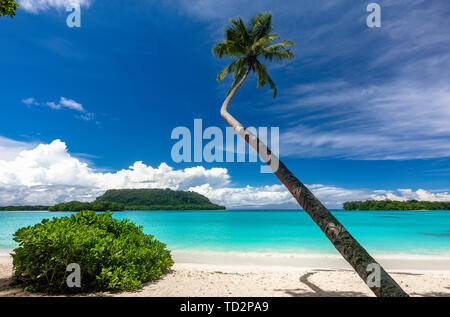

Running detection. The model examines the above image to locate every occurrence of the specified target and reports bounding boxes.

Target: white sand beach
[1,251,449,297]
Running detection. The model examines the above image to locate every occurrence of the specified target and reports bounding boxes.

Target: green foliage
[95,188,225,210]
[1,189,225,212]
[0,0,19,18]
[12,210,173,293]
[212,12,295,98]
[0,205,49,211]
[343,200,450,211]
[48,201,125,212]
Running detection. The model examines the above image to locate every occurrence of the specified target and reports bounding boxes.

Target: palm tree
[213,12,408,297]
[0,0,19,18]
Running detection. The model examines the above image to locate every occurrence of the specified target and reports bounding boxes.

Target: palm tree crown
[213,12,295,98]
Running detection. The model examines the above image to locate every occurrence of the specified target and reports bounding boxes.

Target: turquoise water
[0,210,449,255]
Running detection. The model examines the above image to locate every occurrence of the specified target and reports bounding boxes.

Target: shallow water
[0,210,449,255]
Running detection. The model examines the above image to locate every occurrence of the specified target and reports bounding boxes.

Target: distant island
[343,200,450,211]
[0,205,49,211]
[95,188,225,210]
[0,189,225,211]
[48,201,125,212]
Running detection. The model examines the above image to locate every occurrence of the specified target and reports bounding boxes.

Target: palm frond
[213,12,293,99]
[265,41,295,50]
[252,12,273,40]
[255,61,277,98]
[216,57,247,82]
[226,59,249,96]
[265,71,278,98]
[232,58,248,81]
[216,60,236,82]
[236,17,252,42]
[262,49,294,62]
[264,40,295,50]
[251,33,280,51]
[212,42,228,58]
[226,67,247,96]
[224,40,247,57]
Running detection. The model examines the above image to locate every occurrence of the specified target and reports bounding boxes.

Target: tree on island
[343,200,450,211]
[0,0,19,18]
[213,12,407,297]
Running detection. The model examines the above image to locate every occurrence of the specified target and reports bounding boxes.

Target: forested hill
[1,189,225,211]
[343,200,450,211]
[95,188,225,210]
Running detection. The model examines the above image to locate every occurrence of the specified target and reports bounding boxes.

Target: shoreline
[1,253,449,297]
[171,250,450,271]
[1,254,449,297]
[2,249,450,271]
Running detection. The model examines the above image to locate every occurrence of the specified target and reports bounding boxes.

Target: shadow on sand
[274,271,369,297]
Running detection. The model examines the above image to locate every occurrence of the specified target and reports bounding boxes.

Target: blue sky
[0,0,449,208]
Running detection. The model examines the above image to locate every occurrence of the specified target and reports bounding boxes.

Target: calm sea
[0,210,449,255]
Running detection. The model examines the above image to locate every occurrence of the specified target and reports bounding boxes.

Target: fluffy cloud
[189,184,295,209]
[0,139,231,205]
[0,139,230,189]
[46,97,84,112]
[0,184,104,206]
[190,183,380,209]
[0,136,37,161]
[307,185,372,208]
[0,139,448,208]
[370,189,450,202]
[18,0,92,13]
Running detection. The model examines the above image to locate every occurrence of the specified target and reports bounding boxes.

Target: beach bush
[11,210,173,293]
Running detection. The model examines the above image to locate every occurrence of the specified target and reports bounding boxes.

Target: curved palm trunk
[220,69,408,297]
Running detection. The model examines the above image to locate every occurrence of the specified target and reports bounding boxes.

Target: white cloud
[0,139,230,189]
[189,184,295,209]
[0,184,104,206]
[0,139,230,205]
[307,184,372,208]
[370,189,450,202]
[18,0,92,13]
[190,183,378,209]
[45,97,85,112]
[21,98,38,106]
[78,112,94,121]
[45,101,61,109]
[59,97,84,111]
[22,97,93,120]
[0,139,447,208]
[0,137,37,161]
[278,79,450,160]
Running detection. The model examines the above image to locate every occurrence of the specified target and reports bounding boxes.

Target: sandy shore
[1,252,449,297]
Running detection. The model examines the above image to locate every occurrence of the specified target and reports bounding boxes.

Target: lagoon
[0,210,449,256]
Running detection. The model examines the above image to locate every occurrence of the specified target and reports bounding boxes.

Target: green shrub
[11,210,173,293]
